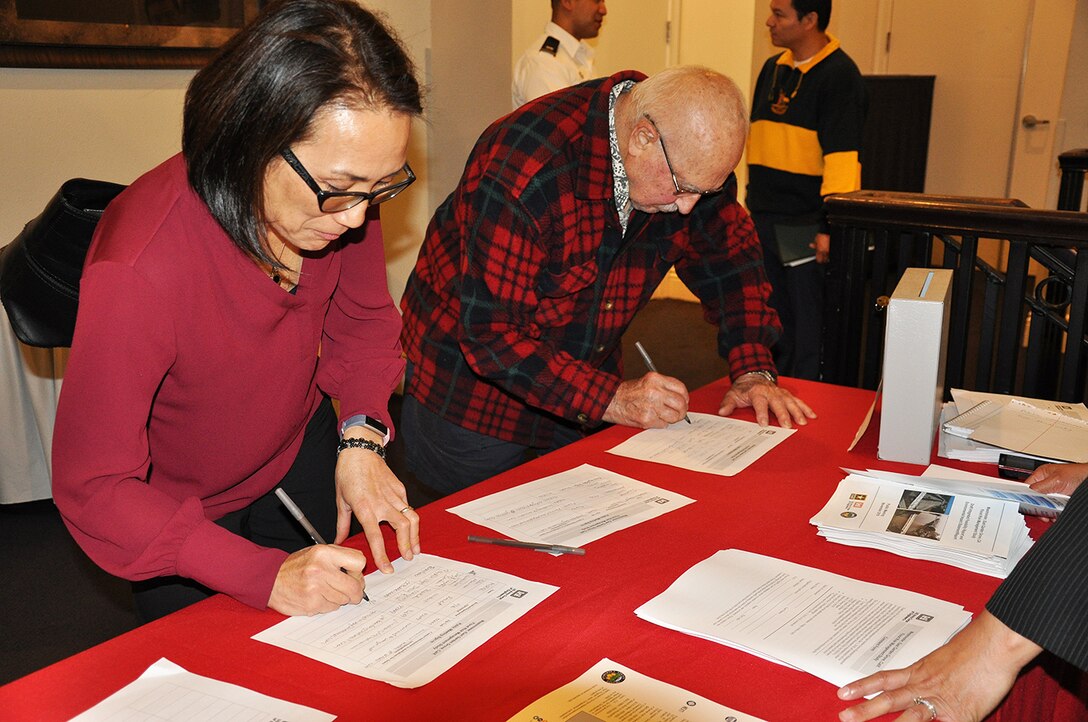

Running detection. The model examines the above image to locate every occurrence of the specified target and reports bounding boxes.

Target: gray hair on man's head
[628,65,749,139]
[627,65,749,173]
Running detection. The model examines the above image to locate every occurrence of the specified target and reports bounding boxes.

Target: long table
[3,378,1086,720]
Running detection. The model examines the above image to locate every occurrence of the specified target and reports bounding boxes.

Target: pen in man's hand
[275,487,370,602]
[634,341,691,424]
[468,535,585,555]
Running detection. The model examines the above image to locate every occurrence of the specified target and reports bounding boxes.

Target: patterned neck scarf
[609,80,637,233]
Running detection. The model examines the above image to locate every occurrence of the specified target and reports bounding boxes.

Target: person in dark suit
[837,481,1088,721]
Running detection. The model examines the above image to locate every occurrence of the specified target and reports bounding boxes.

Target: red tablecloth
[2,378,1085,721]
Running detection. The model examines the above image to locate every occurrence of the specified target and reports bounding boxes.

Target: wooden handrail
[822,190,1088,402]
[827,191,1088,244]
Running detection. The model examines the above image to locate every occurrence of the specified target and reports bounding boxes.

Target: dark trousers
[132,397,339,622]
[752,213,826,380]
[400,374,583,500]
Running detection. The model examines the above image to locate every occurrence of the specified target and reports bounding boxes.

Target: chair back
[0,179,126,347]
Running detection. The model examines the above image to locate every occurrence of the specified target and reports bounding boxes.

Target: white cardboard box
[878,268,953,465]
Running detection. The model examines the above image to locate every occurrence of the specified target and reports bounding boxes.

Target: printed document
[607,412,794,476]
[811,473,1033,577]
[71,658,334,721]
[253,554,557,688]
[447,464,694,551]
[947,390,1088,462]
[635,550,971,688]
[506,658,766,722]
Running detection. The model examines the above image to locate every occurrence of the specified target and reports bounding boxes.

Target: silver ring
[913,697,937,720]
[399,506,412,514]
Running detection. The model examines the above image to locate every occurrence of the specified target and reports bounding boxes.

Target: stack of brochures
[810,469,1035,578]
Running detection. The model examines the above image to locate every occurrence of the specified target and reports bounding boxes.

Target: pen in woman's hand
[275,487,371,602]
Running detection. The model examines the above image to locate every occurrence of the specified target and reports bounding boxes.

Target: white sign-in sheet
[253,554,557,688]
[636,550,972,688]
[506,657,766,722]
[71,658,335,722]
[607,412,795,476]
[447,463,694,550]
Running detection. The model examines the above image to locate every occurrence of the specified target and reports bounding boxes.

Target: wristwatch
[738,370,777,384]
[340,414,390,445]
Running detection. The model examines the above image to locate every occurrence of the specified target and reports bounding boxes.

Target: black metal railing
[1058,148,1088,212]
[823,190,1088,403]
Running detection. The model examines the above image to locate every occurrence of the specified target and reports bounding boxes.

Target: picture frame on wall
[0,0,264,69]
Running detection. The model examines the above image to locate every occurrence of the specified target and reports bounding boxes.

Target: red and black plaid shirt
[401,71,781,448]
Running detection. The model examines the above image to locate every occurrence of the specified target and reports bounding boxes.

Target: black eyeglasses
[281,148,415,213]
[644,114,725,197]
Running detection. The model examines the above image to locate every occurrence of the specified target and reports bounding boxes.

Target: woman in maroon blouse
[52,0,422,620]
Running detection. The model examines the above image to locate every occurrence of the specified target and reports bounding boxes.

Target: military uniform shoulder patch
[539,36,560,56]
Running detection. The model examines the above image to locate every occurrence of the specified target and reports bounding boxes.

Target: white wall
[0,20,429,299]
[0,68,191,246]
[1050,0,1088,209]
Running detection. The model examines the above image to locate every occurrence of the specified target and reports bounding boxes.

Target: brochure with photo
[810,473,1033,578]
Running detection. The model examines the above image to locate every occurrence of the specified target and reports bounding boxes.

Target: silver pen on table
[275,487,370,602]
[467,535,586,556]
[633,340,692,424]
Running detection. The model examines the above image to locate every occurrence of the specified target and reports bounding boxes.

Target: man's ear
[800,10,819,32]
[628,118,656,158]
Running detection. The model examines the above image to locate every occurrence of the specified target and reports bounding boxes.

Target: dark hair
[183,0,422,264]
[791,0,831,31]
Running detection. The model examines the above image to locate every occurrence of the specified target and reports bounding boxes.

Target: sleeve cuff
[175,517,289,609]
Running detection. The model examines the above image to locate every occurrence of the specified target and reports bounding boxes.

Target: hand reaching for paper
[1026,462,1088,497]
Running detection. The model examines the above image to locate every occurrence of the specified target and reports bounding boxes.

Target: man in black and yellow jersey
[747,0,866,380]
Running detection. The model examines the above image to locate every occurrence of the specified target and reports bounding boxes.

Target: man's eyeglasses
[281,148,415,213]
[644,114,725,197]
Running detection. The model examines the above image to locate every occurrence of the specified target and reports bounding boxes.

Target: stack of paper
[810,471,1033,577]
[938,390,1088,464]
[635,550,972,689]
[938,402,1006,463]
[919,463,1067,518]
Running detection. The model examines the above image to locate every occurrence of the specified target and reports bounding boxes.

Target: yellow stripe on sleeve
[820,150,862,196]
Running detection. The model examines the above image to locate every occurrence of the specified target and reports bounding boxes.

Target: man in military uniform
[512,0,608,109]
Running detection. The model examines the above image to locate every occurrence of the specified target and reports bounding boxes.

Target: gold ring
[400,506,412,514]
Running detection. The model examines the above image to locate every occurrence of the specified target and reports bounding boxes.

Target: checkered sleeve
[673,189,781,380]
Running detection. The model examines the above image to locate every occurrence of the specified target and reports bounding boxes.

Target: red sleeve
[317,209,406,435]
[52,262,287,609]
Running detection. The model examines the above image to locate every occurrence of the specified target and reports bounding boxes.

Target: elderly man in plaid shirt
[400,66,815,498]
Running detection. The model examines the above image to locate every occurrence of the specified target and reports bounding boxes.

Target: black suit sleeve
[987,481,1088,671]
